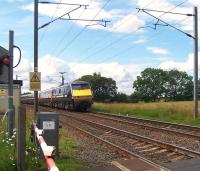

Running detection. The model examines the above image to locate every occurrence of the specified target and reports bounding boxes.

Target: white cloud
[68,62,144,94]
[147,46,169,55]
[134,0,200,35]
[111,14,144,33]
[23,0,145,33]
[132,38,146,44]
[188,0,200,6]
[159,52,200,74]
[15,54,147,94]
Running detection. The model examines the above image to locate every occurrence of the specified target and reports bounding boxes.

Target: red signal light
[2,56,9,65]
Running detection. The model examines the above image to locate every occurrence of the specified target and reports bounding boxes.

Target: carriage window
[72,84,90,90]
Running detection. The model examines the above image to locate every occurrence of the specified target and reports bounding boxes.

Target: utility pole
[33,1,110,118]
[194,6,198,119]
[34,0,38,118]
[137,7,198,119]
[59,72,66,85]
[8,30,14,136]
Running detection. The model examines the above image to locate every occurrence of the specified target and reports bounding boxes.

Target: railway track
[60,112,200,164]
[94,111,200,136]
[60,114,172,171]
[24,105,200,169]
[62,111,200,153]
[78,111,200,141]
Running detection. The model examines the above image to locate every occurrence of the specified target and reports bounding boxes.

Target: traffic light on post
[0,55,10,84]
[0,55,10,75]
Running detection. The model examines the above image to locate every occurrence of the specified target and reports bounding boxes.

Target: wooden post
[17,106,26,171]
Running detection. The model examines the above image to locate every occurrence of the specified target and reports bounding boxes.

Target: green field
[91,101,200,126]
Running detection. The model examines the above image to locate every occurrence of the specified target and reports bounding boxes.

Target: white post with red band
[34,125,59,171]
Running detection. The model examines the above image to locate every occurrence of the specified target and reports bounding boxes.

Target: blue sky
[1,0,200,94]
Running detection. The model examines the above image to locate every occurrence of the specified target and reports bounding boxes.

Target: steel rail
[94,111,200,132]
[61,113,200,158]
[79,112,200,139]
[61,119,172,171]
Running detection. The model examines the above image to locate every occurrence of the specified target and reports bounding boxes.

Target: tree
[80,73,117,101]
[165,70,193,101]
[113,92,128,102]
[133,68,167,102]
[129,92,140,103]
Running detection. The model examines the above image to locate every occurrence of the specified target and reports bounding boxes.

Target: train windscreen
[72,84,90,90]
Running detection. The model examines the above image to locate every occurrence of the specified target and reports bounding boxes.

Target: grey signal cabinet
[37,112,59,156]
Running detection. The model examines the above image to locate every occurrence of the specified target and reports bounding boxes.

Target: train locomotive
[22,80,93,111]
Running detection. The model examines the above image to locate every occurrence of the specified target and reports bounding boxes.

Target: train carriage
[22,80,93,111]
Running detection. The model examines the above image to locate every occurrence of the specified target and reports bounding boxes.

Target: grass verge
[26,106,83,171]
[0,107,83,171]
[91,101,200,126]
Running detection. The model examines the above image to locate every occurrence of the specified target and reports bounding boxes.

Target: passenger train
[21,80,93,111]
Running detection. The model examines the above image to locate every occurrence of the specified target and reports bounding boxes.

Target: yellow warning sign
[0,89,7,96]
[31,73,40,82]
[29,72,41,91]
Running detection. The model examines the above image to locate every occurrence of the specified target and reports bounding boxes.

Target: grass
[0,120,17,171]
[0,107,83,171]
[56,133,82,170]
[91,101,200,126]
[25,106,83,171]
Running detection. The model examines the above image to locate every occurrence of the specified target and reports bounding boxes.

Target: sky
[1,0,200,94]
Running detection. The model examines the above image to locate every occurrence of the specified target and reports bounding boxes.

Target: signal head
[2,55,10,65]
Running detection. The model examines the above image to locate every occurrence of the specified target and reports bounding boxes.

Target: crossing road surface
[79,158,168,171]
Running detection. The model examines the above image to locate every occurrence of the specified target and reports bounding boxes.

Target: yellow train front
[71,80,93,111]
[38,80,93,111]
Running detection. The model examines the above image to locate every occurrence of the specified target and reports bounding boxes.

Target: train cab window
[72,84,90,90]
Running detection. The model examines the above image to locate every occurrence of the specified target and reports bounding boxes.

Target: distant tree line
[80,68,195,103]
[132,68,193,102]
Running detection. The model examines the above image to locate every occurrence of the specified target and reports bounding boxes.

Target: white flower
[10,144,14,146]
[25,151,28,155]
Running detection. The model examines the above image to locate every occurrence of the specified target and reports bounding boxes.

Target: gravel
[62,123,123,169]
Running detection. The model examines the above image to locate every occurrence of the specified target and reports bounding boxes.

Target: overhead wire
[83,16,191,78]
[51,0,94,56]
[69,0,158,67]
[80,0,191,72]
[100,16,191,64]
[54,0,112,58]
[81,0,157,54]
[76,0,189,64]
[39,0,63,46]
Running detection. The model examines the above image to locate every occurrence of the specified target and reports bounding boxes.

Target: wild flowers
[0,129,17,170]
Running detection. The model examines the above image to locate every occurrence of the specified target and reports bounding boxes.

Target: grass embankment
[91,101,200,126]
[26,107,82,171]
[0,107,82,171]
